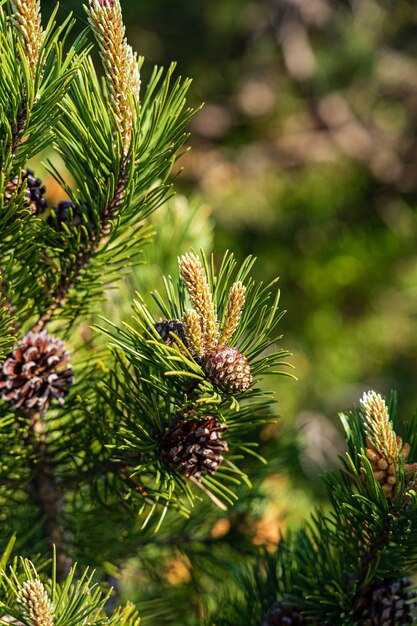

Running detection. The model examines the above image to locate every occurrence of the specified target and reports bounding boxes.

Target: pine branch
[0,1,86,178]
[32,157,130,332]
[213,391,417,625]
[90,252,289,527]
[27,2,195,329]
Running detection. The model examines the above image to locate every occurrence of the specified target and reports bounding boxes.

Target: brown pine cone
[204,345,252,394]
[160,415,228,481]
[0,331,74,415]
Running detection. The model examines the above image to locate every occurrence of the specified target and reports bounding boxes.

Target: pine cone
[0,331,74,415]
[204,345,252,394]
[262,601,305,626]
[353,577,417,625]
[154,320,188,349]
[5,169,48,215]
[160,415,228,480]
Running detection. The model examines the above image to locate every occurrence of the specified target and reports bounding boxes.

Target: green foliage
[0,2,86,176]
[4,0,417,624]
[44,60,195,325]
[0,555,141,626]
[0,297,14,363]
[214,394,417,625]
[0,1,87,325]
[91,252,290,526]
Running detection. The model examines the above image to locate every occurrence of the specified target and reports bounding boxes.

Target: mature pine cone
[262,601,305,626]
[353,577,417,625]
[160,415,228,480]
[154,319,188,349]
[5,168,48,215]
[0,331,73,415]
[204,345,252,394]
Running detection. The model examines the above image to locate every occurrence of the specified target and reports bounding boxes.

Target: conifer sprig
[358,390,417,499]
[30,9,194,329]
[0,558,141,626]
[214,392,417,625]
[93,252,290,525]
[0,2,85,177]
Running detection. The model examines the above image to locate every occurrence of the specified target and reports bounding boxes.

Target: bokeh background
[32,0,417,620]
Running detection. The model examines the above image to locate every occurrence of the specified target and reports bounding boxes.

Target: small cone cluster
[5,169,48,215]
[352,577,417,625]
[154,320,188,350]
[262,601,305,626]
[360,391,417,499]
[17,579,54,626]
[0,330,73,415]
[178,253,252,394]
[87,0,140,154]
[160,414,228,481]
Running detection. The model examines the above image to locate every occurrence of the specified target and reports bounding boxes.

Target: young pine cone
[205,345,252,394]
[5,169,48,215]
[160,415,228,481]
[352,577,417,625]
[0,331,73,415]
[262,601,305,626]
[49,200,83,227]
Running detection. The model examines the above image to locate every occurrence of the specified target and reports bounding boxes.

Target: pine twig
[33,160,129,332]
[0,100,27,175]
[26,411,70,581]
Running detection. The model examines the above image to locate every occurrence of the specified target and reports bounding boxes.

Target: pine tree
[1,2,417,625]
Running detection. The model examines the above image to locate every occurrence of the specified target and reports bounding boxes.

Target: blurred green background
[31,0,417,619]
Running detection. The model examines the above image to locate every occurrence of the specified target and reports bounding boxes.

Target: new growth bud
[179,253,218,353]
[89,0,114,6]
[360,391,400,460]
[87,0,140,154]
[10,0,44,71]
[17,579,54,626]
